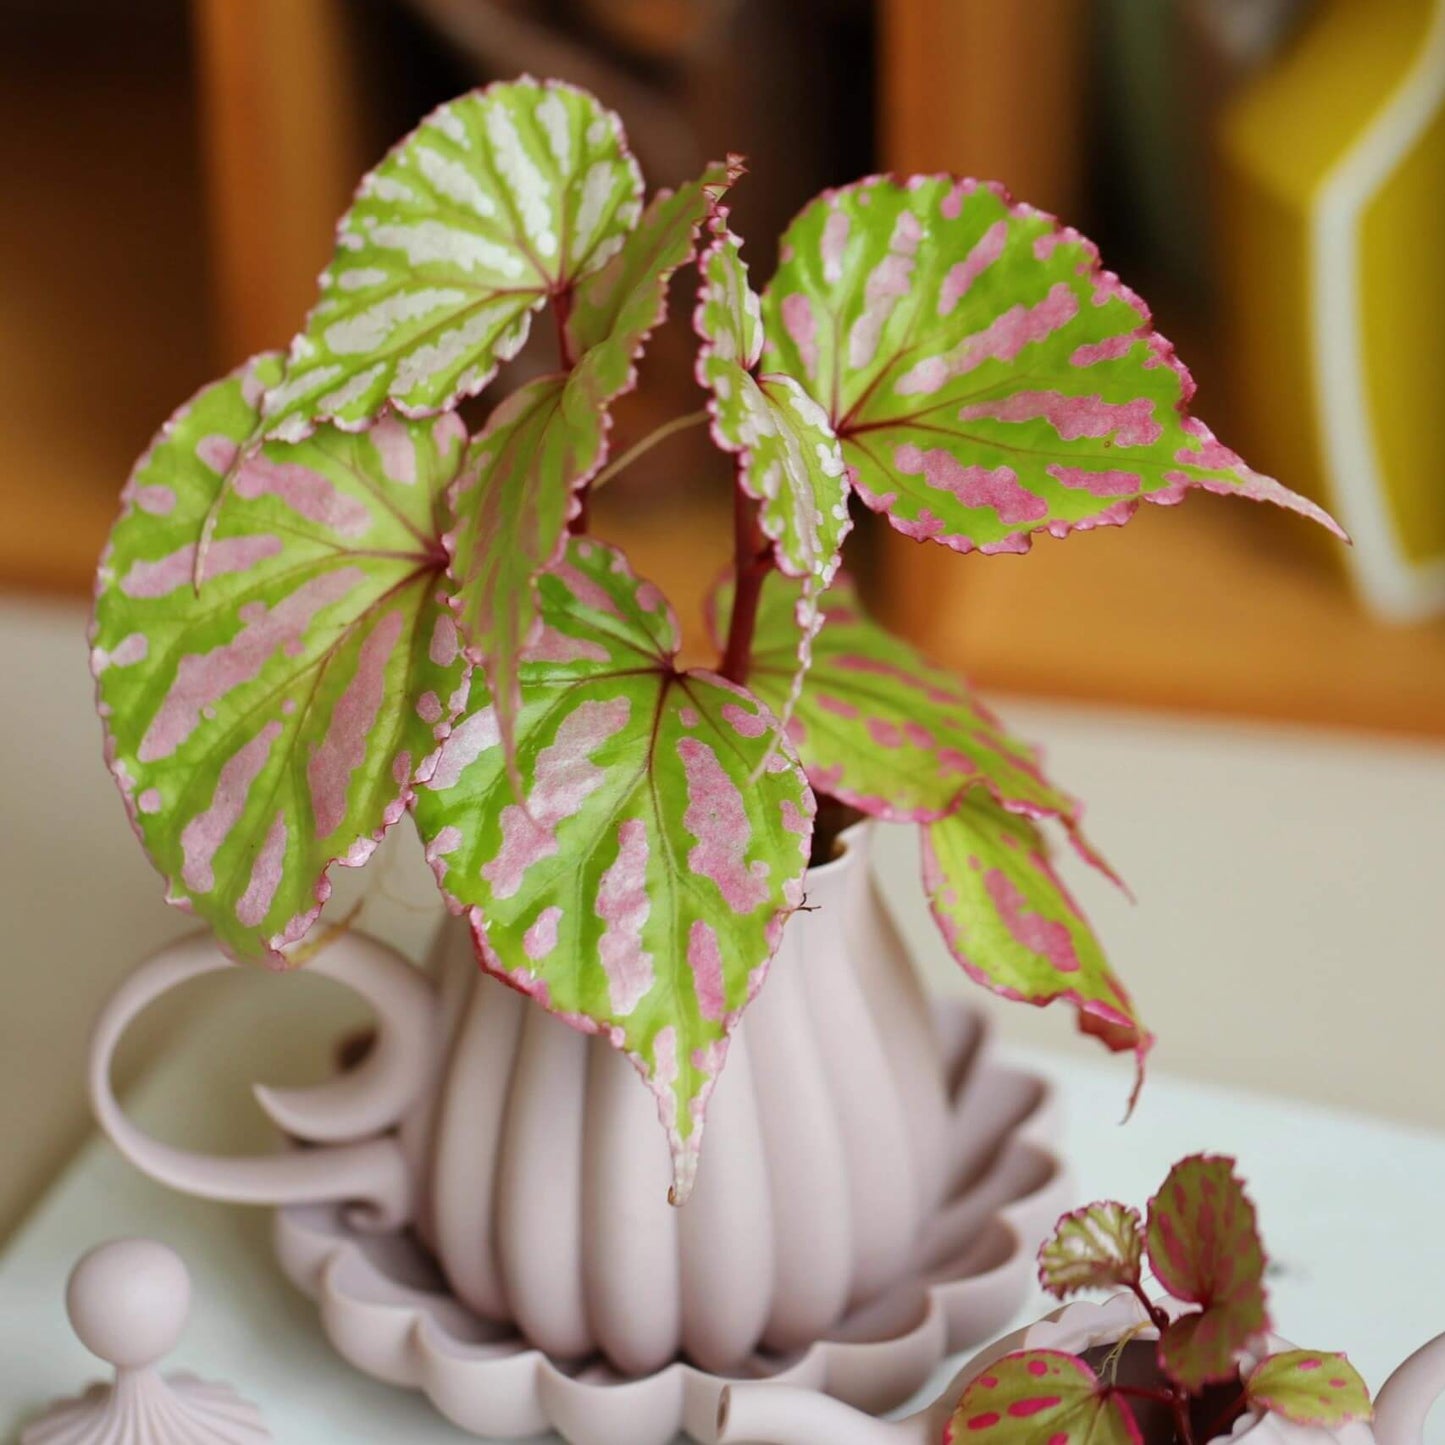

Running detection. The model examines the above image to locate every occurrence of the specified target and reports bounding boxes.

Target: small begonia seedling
[90,80,1345,1201]
[953,1156,1372,1445]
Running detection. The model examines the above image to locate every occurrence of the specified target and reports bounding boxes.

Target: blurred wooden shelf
[880,494,1445,740]
[0,8,212,597]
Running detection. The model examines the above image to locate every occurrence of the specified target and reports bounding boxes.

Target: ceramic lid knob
[65,1237,191,1371]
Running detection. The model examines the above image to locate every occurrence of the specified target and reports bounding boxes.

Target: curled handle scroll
[89,930,439,1231]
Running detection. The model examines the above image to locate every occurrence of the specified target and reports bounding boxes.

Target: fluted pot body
[405,821,952,1376]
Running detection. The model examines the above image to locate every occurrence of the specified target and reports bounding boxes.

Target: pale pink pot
[91,823,960,1376]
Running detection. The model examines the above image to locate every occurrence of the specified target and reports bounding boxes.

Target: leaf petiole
[590,408,710,493]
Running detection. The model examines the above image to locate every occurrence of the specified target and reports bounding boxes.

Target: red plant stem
[569,490,590,536]
[720,487,770,686]
[1130,1281,1173,1336]
[551,286,577,370]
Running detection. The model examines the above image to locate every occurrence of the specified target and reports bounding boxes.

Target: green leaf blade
[263,80,644,442]
[92,356,469,963]
[923,794,1149,1062]
[944,1351,1141,1445]
[414,538,813,1202]
[1146,1154,1270,1389]
[1247,1352,1373,1428]
[1039,1202,1145,1300]
[763,176,1343,553]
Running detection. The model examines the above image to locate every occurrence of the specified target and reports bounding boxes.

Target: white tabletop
[2,966,1442,1442]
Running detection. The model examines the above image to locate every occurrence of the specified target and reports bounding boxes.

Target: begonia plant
[949,1155,1372,1445]
[90,79,1342,1202]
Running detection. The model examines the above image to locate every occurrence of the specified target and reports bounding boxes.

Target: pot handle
[1374,1332,1445,1445]
[89,930,439,1230]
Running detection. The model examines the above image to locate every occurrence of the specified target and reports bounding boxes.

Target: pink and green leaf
[1247,1352,1372,1428]
[923,793,1149,1067]
[567,156,741,395]
[91,355,468,964]
[944,1351,1141,1445]
[412,537,813,1203]
[1146,1155,1270,1389]
[1039,1202,1145,1299]
[262,79,643,442]
[710,571,1114,881]
[695,217,851,727]
[444,373,606,771]
[762,176,1344,553]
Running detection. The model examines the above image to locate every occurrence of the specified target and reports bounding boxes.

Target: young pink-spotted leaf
[923,793,1149,1069]
[945,1351,1141,1445]
[1146,1155,1270,1390]
[413,537,813,1203]
[566,156,741,395]
[1039,1202,1145,1299]
[695,217,851,727]
[1247,1353,1373,1428]
[708,571,1115,881]
[91,355,469,964]
[761,176,1344,553]
[444,373,606,771]
[261,79,643,443]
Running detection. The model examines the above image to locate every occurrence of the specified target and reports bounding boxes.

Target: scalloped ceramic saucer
[272,1002,1069,1445]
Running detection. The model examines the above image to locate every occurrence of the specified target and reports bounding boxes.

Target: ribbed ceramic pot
[90,821,958,1381]
[400,820,954,1375]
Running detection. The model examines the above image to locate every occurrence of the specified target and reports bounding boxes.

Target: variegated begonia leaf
[762,176,1344,553]
[923,792,1150,1065]
[1145,1155,1270,1390]
[945,1351,1141,1445]
[1039,1201,1145,1299]
[413,537,813,1203]
[262,79,643,442]
[709,571,1114,878]
[696,215,850,721]
[1247,1353,1373,1428]
[566,155,741,393]
[91,354,469,964]
[445,373,606,770]
[446,159,740,769]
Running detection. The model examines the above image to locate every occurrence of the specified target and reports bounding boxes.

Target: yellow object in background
[1219,0,1445,620]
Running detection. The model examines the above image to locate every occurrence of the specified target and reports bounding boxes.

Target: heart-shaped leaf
[1247,1352,1373,1428]
[695,214,850,726]
[945,1351,1141,1445]
[92,355,469,963]
[413,537,813,1203]
[262,79,643,443]
[1146,1155,1269,1389]
[923,793,1149,1065]
[447,159,740,773]
[1039,1202,1145,1299]
[709,571,1115,880]
[762,176,1344,553]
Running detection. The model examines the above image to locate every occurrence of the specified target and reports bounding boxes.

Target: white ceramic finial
[21,1238,272,1444]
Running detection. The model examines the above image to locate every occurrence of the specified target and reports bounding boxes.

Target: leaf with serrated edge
[447,159,741,771]
[923,793,1149,1067]
[92,354,469,964]
[262,79,643,442]
[1248,1352,1373,1428]
[762,176,1344,553]
[1146,1154,1270,1390]
[1039,1202,1145,1299]
[696,212,850,730]
[944,1351,1142,1445]
[708,571,1116,882]
[567,156,741,396]
[413,537,813,1203]
[445,373,605,770]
